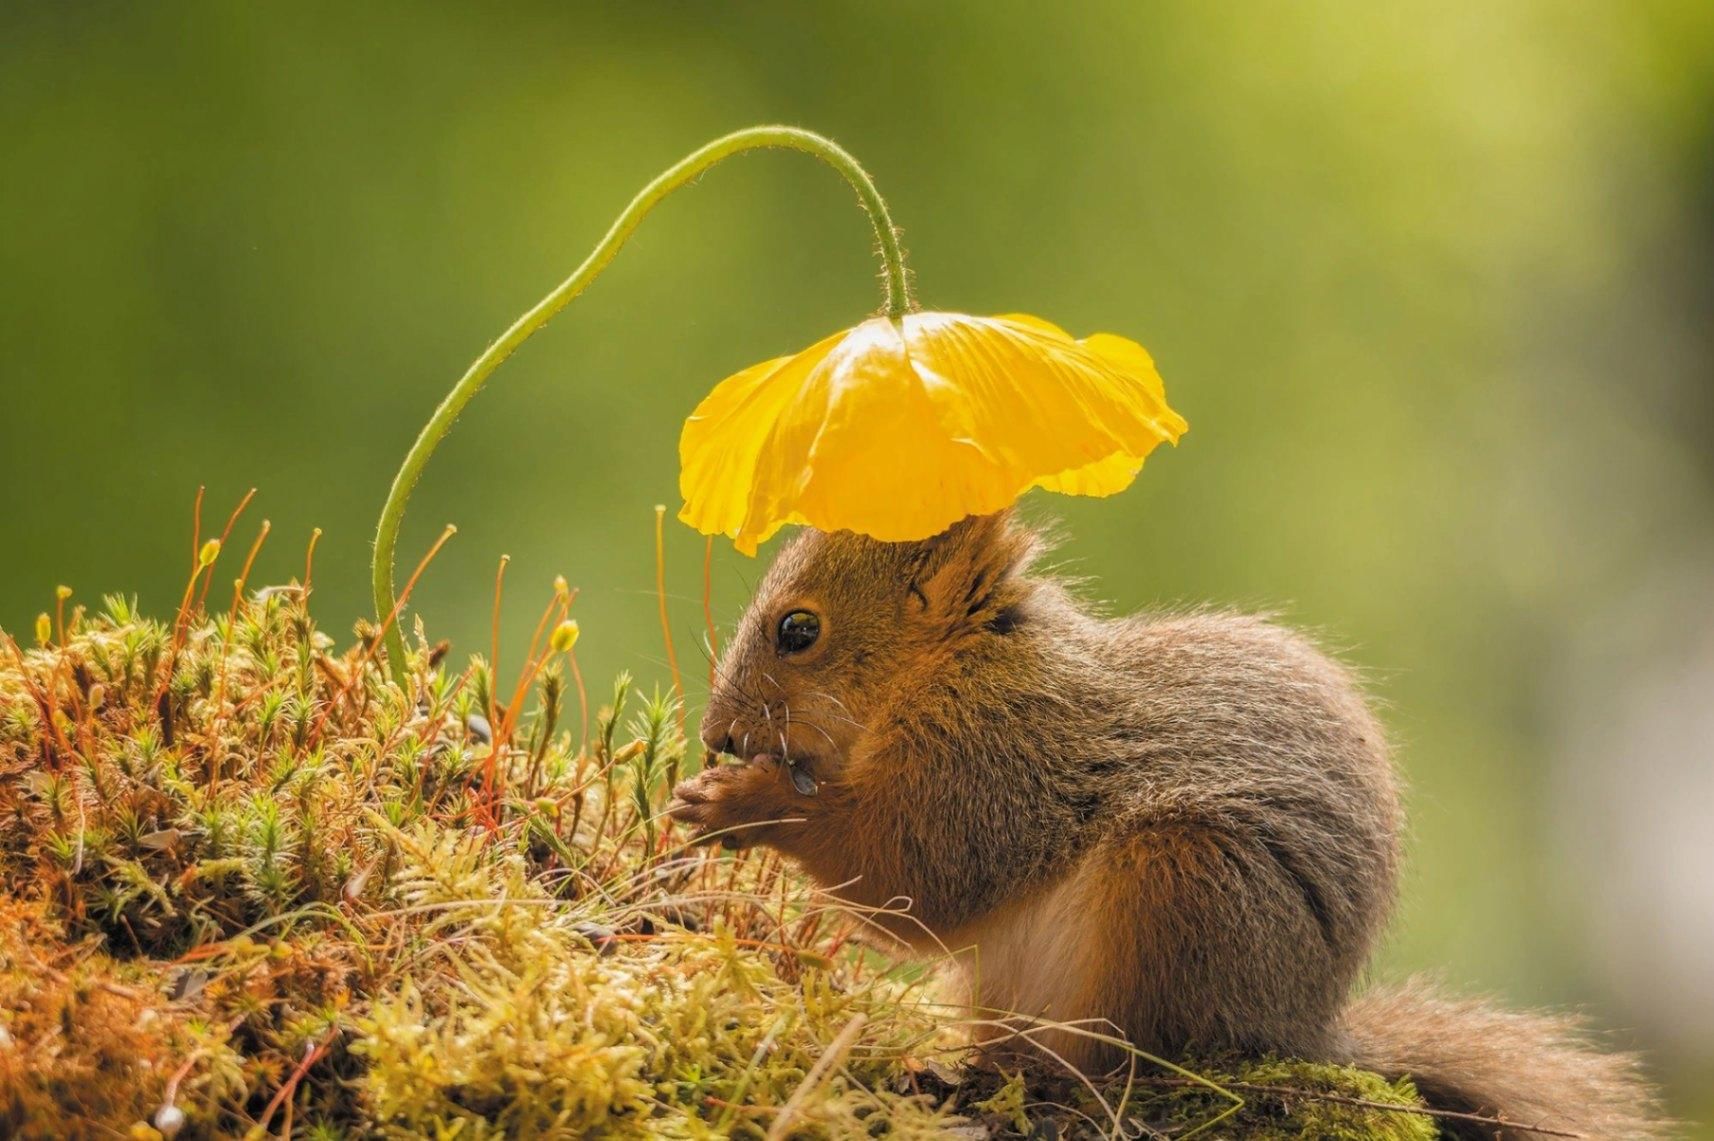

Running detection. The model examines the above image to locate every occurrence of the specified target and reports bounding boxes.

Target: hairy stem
[371,126,913,685]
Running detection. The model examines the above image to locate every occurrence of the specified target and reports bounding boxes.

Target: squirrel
[668,511,1664,1139]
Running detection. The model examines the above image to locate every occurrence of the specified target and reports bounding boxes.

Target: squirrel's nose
[699,721,737,758]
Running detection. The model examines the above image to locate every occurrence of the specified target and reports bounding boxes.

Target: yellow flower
[679,312,1187,554]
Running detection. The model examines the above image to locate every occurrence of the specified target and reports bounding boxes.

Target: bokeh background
[4,2,1711,1130]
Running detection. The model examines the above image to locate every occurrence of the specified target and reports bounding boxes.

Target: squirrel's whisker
[801,692,868,732]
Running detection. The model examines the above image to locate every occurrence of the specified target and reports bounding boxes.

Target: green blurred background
[4,2,1711,1130]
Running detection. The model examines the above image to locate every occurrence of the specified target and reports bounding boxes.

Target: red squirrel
[669,511,1663,1138]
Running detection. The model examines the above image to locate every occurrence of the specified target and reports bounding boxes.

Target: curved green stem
[371,125,912,685]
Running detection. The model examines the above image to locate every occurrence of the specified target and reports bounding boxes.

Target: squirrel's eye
[776,610,821,655]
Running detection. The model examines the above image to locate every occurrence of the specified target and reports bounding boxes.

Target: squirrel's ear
[905,510,1035,630]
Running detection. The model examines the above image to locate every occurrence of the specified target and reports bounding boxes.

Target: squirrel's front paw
[668,760,798,849]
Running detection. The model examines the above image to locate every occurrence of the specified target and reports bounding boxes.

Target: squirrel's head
[700,510,1043,772]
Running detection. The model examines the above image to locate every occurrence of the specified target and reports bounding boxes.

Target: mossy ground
[0,562,1442,1138]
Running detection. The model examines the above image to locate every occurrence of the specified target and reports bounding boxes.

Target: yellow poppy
[678,311,1187,554]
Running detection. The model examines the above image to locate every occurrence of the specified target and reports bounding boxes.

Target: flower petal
[1032,452,1145,496]
[677,332,842,549]
[1081,332,1185,434]
[991,312,1075,340]
[903,313,1183,494]
[677,311,1187,553]
[742,319,1000,546]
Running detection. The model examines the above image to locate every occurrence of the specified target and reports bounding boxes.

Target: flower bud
[198,539,221,568]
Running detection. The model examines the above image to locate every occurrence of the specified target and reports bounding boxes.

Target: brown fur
[669,511,1665,1138]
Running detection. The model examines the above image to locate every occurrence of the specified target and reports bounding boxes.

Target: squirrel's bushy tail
[1340,978,1666,1140]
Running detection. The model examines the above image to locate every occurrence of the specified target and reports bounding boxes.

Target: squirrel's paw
[668,760,799,849]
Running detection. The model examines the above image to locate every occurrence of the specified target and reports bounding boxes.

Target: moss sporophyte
[371,125,1186,681]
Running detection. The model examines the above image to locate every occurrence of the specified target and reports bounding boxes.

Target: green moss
[1239,1059,1436,1140]
[1163,1059,1439,1141]
[0,583,1443,1138]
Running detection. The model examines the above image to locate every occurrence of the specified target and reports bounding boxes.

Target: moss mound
[0,580,1442,1138]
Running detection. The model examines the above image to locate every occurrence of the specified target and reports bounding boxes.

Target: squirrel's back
[949,608,1401,1063]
